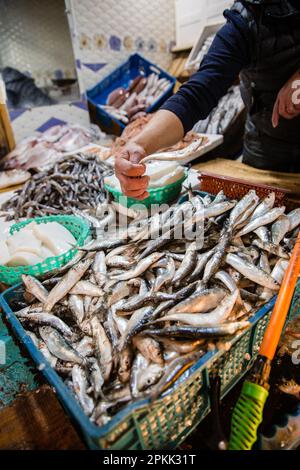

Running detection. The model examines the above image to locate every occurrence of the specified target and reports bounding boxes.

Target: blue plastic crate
[1,282,299,450]
[87,53,176,136]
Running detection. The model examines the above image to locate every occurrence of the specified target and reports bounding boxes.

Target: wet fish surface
[16,189,296,428]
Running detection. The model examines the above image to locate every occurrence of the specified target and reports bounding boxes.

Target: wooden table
[193,157,300,204]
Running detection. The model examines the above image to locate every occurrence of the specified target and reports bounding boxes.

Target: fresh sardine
[22,275,48,303]
[226,253,280,290]
[44,258,92,312]
[111,252,164,281]
[236,207,286,237]
[72,365,94,415]
[39,326,85,364]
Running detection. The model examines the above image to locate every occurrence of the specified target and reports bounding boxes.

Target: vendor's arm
[115,10,251,198]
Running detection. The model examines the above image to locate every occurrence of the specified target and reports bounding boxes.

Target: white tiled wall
[67,0,176,93]
[7,0,176,141]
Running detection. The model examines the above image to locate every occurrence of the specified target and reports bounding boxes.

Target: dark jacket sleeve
[161,10,252,133]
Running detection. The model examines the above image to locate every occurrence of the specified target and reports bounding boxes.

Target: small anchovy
[81,238,125,252]
[233,198,260,230]
[253,226,271,243]
[44,258,92,312]
[188,201,236,229]
[104,310,120,362]
[202,223,232,282]
[90,360,104,399]
[16,310,73,338]
[172,242,198,285]
[203,200,237,219]
[287,208,300,232]
[106,255,134,269]
[130,353,149,398]
[165,251,185,261]
[92,251,107,286]
[155,290,239,327]
[39,326,85,364]
[259,258,289,302]
[142,321,250,339]
[74,336,94,357]
[212,190,226,205]
[132,336,164,365]
[252,239,289,259]
[271,215,290,245]
[259,253,271,274]
[229,190,258,227]
[104,383,132,403]
[138,227,176,260]
[111,252,164,281]
[249,192,275,221]
[140,139,204,164]
[152,257,176,292]
[149,351,204,400]
[186,248,215,283]
[72,208,103,228]
[116,291,174,313]
[240,289,259,303]
[69,280,104,297]
[157,337,205,354]
[39,340,58,368]
[226,253,280,290]
[118,347,133,383]
[236,207,286,237]
[72,365,95,416]
[167,287,226,314]
[119,306,155,350]
[26,330,58,368]
[107,281,131,307]
[40,250,86,280]
[22,275,48,303]
[137,363,164,392]
[214,270,237,292]
[91,317,113,383]
[68,294,85,324]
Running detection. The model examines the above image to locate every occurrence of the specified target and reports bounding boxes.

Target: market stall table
[193,158,300,204]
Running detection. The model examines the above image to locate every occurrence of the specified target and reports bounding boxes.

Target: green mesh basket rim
[105,169,188,208]
[105,169,188,198]
[0,215,90,284]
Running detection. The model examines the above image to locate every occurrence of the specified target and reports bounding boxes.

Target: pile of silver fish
[186,34,215,74]
[102,73,172,124]
[14,190,300,426]
[1,153,113,220]
[194,86,245,135]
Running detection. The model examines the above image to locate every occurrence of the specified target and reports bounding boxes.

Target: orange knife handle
[259,231,300,361]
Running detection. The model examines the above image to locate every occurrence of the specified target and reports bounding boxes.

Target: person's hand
[272,70,300,128]
[115,142,150,200]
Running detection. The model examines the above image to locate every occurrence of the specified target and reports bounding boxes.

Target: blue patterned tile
[36,117,67,133]
[9,108,27,121]
[71,101,88,110]
[109,35,121,51]
[83,63,107,72]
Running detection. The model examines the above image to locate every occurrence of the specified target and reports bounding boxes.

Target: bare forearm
[132,110,184,155]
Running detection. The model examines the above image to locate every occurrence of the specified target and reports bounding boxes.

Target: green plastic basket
[105,171,187,208]
[0,215,90,285]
